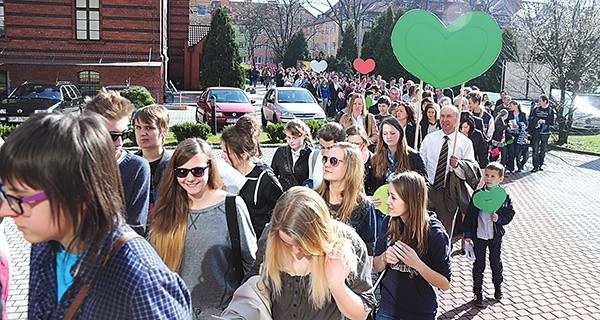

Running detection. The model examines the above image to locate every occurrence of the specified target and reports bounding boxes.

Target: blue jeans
[515,144,529,170]
[473,237,503,293]
[531,133,550,169]
[376,309,397,320]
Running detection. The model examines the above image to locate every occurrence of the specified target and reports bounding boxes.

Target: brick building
[0,0,189,101]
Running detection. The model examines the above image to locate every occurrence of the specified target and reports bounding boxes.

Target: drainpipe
[160,0,169,100]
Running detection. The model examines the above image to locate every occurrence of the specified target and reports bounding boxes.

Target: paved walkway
[4,149,600,319]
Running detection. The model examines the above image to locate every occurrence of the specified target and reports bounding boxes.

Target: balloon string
[450,82,465,172]
[414,80,423,150]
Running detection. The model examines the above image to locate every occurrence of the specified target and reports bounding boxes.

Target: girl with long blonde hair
[148,138,257,319]
[260,187,376,319]
[372,172,451,320]
[338,93,379,145]
[316,142,376,256]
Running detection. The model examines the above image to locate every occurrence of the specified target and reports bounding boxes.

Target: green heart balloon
[391,10,502,88]
[472,187,507,213]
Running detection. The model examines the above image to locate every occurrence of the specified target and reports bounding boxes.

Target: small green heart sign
[473,187,507,213]
[391,10,502,88]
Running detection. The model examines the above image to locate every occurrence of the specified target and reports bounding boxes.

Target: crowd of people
[0,71,554,319]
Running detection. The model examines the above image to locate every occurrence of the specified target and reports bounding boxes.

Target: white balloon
[310,60,328,73]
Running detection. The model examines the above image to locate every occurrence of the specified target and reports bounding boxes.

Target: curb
[549,144,600,157]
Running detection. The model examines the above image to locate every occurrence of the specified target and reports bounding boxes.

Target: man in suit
[420,105,479,240]
[306,77,321,101]
[328,75,343,117]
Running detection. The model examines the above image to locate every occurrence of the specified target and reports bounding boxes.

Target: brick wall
[1,64,163,101]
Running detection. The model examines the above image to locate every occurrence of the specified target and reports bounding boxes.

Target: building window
[76,0,100,40]
[332,42,336,51]
[0,0,5,37]
[323,43,327,52]
[256,57,262,64]
[78,70,100,97]
[323,25,327,34]
[331,24,336,33]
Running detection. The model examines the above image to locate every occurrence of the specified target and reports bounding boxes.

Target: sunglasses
[110,130,132,142]
[322,155,344,167]
[0,182,48,215]
[174,164,210,178]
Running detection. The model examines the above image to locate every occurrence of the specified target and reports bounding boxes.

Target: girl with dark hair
[396,101,418,149]
[419,102,441,139]
[366,117,426,207]
[148,138,257,319]
[460,114,489,169]
[0,113,191,319]
[373,172,451,320]
[221,115,283,237]
[506,101,527,172]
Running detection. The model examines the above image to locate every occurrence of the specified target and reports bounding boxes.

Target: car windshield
[9,84,61,100]
[277,90,315,103]
[210,89,249,103]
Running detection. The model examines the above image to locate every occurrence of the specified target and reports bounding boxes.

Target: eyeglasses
[110,130,132,142]
[174,164,210,178]
[322,155,344,167]
[0,183,48,215]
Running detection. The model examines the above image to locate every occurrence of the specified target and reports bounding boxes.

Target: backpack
[225,196,243,283]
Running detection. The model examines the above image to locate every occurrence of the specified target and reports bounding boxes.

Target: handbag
[366,269,386,320]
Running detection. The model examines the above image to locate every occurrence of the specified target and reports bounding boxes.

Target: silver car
[261,87,326,127]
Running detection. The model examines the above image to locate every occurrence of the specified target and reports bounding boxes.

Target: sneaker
[531,167,539,173]
[539,167,544,171]
[494,287,503,300]
[473,293,485,307]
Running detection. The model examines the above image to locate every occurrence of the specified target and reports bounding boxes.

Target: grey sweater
[178,196,257,319]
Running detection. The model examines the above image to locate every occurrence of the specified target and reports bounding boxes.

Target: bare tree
[308,0,382,54]
[508,0,600,144]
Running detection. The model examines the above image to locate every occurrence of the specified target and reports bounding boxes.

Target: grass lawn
[553,135,600,153]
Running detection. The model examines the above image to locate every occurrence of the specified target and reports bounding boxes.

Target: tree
[336,23,358,62]
[200,7,245,89]
[238,0,312,64]
[508,0,600,144]
[283,31,309,68]
[361,7,409,80]
[470,29,517,91]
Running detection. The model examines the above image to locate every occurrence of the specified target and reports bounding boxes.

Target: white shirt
[420,129,476,183]
[308,150,324,189]
[352,114,365,129]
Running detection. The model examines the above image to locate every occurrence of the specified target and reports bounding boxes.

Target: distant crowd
[0,69,558,319]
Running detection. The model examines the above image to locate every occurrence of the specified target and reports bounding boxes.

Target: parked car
[261,87,326,127]
[195,87,256,130]
[0,81,84,124]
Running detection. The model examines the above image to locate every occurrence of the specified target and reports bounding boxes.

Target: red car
[195,87,256,131]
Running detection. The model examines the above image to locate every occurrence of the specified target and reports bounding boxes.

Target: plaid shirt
[28,225,192,319]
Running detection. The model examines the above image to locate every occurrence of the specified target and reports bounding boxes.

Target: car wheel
[195,109,202,123]
[261,110,268,128]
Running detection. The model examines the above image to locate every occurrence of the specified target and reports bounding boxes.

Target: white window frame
[76,0,100,40]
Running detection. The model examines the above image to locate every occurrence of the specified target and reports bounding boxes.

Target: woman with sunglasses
[250,187,376,319]
[366,117,427,210]
[148,138,257,319]
[221,115,283,238]
[271,119,313,191]
[0,113,191,318]
[373,172,451,320]
[316,142,376,257]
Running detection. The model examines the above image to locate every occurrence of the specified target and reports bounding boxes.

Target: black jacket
[364,150,427,196]
[469,129,489,168]
[271,144,312,191]
[239,161,283,237]
[463,187,515,241]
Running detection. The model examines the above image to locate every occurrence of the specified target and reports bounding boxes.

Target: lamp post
[209,95,217,134]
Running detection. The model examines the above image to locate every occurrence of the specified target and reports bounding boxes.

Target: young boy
[464,162,515,307]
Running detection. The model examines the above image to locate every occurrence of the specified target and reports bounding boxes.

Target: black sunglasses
[110,130,132,142]
[174,164,210,178]
[322,155,344,167]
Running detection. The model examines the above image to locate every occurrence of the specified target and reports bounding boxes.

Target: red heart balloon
[353,58,376,74]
